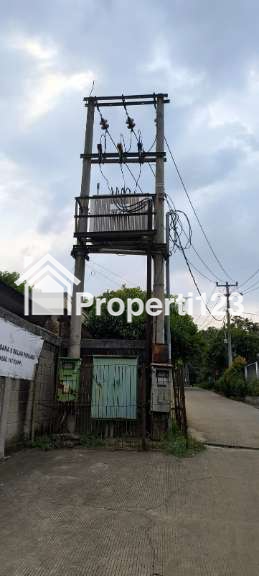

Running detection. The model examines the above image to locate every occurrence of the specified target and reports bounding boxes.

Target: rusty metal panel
[91,357,137,419]
[89,196,151,233]
[152,343,169,364]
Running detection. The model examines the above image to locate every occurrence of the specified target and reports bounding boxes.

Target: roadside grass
[161,421,205,458]
[30,435,58,450]
[30,433,105,450]
[27,424,205,457]
[79,433,105,448]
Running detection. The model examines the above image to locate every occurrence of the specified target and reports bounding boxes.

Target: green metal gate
[91,357,137,419]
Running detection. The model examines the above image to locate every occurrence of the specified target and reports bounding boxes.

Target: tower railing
[74,193,156,239]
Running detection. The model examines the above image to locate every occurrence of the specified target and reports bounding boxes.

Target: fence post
[141,367,147,450]
[179,370,188,445]
[30,361,41,443]
[0,377,12,459]
[172,366,188,446]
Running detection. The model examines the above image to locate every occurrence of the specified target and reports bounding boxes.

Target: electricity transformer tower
[216,281,239,367]
[69,93,170,376]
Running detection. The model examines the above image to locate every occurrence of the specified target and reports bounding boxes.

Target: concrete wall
[0,306,59,451]
[33,340,57,437]
[3,377,33,444]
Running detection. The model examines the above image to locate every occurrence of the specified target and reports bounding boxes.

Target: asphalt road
[186,387,259,448]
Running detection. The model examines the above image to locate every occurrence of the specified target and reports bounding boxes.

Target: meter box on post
[151,363,172,413]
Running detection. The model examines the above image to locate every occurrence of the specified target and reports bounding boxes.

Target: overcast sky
[1,0,259,325]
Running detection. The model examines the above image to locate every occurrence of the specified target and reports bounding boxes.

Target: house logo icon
[15,254,80,316]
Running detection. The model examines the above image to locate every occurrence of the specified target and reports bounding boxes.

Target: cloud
[7,33,96,125]
[177,145,245,192]
[24,70,95,124]
[1,0,259,320]
[9,34,58,64]
[0,154,73,271]
[141,38,205,106]
[0,156,27,202]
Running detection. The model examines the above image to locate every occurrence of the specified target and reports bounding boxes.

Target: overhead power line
[242,278,259,294]
[91,261,131,285]
[240,266,259,289]
[108,109,229,287]
[164,136,234,282]
[93,97,225,312]
[197,287,223,328]
[87,262,133,288]
[242,284,259,296]
[189,243,225,283]
[187,258,217,284]
[199,313,226,331]
[165,193,225,283]
[178,240,221,322]
[168,210,221,322]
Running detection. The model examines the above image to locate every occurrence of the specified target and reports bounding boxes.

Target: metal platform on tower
[72,191,167,257]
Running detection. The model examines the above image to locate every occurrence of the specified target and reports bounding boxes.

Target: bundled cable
[167,208,221,321]
[168,209,192,252]
[164,135,234,282]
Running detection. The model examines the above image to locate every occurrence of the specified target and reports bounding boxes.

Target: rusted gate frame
[172,365,188,441]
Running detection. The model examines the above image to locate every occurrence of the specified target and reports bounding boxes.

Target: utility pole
[165,211,171,362]
[69,93,169,424]
[69,98,95,358]
[216,281,238,367]
[153,95,165,344]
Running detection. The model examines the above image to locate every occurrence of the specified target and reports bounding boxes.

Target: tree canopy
[86,286,202,367]
[2,273,258,385]
[198,316,259,383]
[0,271,25,294]
[86,287,259,383]
[86,286,146,340]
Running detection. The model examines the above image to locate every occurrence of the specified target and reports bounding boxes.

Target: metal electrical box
[57,358,81,402]
[151,364,172,413]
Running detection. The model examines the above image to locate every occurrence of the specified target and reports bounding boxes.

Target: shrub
[162,421,205,458]
[215,356,247,398]
[247,377,259,397]
[214,375,225,395]
[79,434,105,448]
[31,435,57,450]
[199,377,216,390]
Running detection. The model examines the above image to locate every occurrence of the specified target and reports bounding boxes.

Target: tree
[215,356,247,398]
[170,305,203,369]
[198,316,259,385]
[86,286,146,340]
[198,326,227,383]
[86,286,202,370]
[0,271,25,294]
